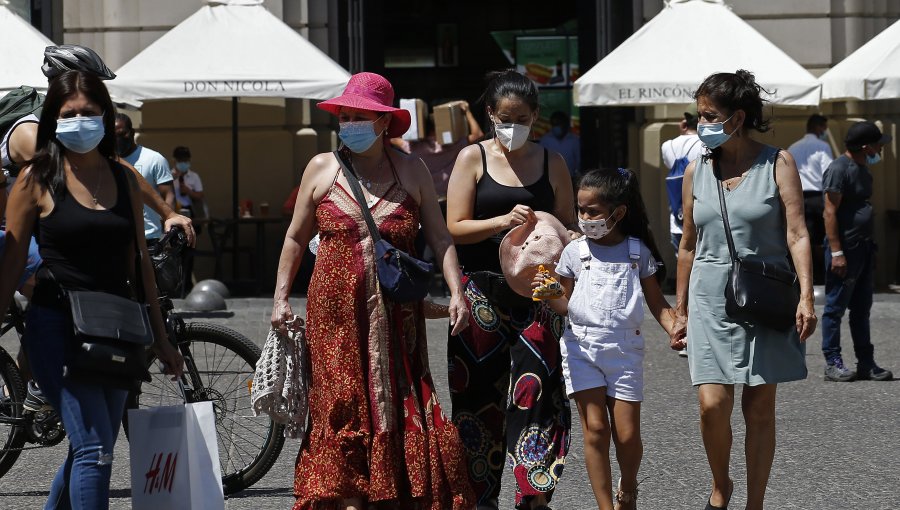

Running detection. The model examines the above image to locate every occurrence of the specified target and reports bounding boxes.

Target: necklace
[354,154,388,190]
[70,161,103,205]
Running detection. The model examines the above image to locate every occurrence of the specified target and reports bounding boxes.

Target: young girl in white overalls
[536,168,686,510]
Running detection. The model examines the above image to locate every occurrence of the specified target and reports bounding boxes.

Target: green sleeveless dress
[687,145,807,385]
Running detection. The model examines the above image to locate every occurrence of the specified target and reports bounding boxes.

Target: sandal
[704,478,733,510]
[615,479,638,510]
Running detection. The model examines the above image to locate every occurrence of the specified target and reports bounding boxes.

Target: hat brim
[499,211,571,298]
[317,95,411,138]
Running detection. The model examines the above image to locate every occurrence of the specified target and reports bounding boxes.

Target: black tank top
[457,143,555,273]
[34,161,135,303]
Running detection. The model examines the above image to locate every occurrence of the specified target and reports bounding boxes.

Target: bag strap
[120,162,147,302]
[713,147,781,266]
[333,151,383,244]
[712,159,739,266]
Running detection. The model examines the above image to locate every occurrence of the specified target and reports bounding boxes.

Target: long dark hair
[694,69,770,162]
[577,168,666,282]
[478,69,539,136]
[25,70,118,194]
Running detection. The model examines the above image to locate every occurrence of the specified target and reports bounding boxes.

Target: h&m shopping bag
[128,402,224,510]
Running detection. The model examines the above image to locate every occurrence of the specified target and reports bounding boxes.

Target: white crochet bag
[251,316,309,440]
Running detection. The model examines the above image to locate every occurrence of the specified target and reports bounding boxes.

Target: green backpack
[1,86,45,173]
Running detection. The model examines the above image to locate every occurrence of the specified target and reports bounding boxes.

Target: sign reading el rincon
[612,85,781,102]
[183,81,287,93]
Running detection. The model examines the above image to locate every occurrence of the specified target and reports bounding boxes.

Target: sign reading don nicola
[183,80,286,93]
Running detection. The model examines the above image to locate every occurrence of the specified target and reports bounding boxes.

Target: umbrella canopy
[819,19,900,102]
[105,0,350,103]
[1,1,55,93]
[574,0,821,107]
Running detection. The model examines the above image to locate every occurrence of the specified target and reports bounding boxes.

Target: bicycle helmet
[41,45,116,81]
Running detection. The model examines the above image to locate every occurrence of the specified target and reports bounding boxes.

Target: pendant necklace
[71,161,103,205]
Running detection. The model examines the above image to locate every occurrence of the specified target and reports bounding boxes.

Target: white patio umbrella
[106,0,350,254]
[819,19,900,101]
[574,0,821,107]
[1,0,55,93]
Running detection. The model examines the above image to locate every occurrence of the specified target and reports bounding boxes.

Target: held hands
[447,293,469,336]
[271,299,294,331]
[667,309,688,351]
[795,298,817,342]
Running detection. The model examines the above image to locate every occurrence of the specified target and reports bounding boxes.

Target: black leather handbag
[714,154,799,331]
[335,151,434,303]
[64,290,154,390]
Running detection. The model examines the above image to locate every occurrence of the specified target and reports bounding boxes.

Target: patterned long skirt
[448,275,570,509]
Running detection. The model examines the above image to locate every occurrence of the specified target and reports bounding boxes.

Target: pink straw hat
[500,212,571,298]
[317,72,411,138]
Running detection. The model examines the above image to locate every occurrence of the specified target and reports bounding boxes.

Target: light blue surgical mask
[339,116,383,153]
[697,113,737,149]
[55,115,105,154]
[818,131,829,142]
[175,161,191,172]
[866,152,882,165]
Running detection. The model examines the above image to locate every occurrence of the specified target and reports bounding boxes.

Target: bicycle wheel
[0,347,26,478]
[126,322,286,494]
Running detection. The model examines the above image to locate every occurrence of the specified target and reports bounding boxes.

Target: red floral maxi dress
[293,171,474,510]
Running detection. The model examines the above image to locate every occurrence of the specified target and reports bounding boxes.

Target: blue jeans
[24,305,128,510]
[670,232,682,258]
[821,240,876,366]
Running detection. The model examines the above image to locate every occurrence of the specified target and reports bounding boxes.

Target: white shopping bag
[128,402,225,510]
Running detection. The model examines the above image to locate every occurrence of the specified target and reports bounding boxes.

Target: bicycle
[0,227,285,494]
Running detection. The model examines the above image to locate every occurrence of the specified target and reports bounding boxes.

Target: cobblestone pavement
[1,294,898,509]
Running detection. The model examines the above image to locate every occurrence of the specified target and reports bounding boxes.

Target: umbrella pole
[232,96,239,282]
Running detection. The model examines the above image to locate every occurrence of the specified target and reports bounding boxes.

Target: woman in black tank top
[445,70,576,510]
[0,70,183,510]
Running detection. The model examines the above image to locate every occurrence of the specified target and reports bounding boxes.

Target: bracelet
[831,250,844,257]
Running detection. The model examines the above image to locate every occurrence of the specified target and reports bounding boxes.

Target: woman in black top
[0,70,183,510]
[445,70,576,510]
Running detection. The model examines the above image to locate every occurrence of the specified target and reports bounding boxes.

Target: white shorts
[560,325,645,402]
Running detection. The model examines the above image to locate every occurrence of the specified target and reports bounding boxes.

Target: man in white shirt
[787,114,833,284]
[171,145,207,219]
[661,107,704,254]
[114,113,175,242]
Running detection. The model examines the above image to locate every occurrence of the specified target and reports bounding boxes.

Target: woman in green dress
[673,70,817,510]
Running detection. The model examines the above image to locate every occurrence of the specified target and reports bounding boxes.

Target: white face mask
[493,121,532,151]
[579,209,620,239]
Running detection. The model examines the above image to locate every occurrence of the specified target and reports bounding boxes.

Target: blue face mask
[55,116,105,154]
[175,161,191,172]
[866,152,882,165]
[818,131,829,141]
[551,126,565,139]
[339,116,383,153]
[697,113,737,149]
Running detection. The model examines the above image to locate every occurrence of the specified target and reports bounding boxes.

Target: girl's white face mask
[579,208,622,239]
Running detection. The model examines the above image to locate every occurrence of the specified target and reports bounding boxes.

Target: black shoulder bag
[61,167,154,390]
[714,151,799,331]
[334,151,434,302]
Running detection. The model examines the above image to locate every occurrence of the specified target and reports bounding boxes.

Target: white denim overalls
[559,236,647,401]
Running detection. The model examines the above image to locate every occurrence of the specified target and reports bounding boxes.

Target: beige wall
[634,1,900,288]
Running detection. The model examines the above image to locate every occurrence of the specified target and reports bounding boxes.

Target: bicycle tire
[0,347,26,478]
[126,322,286,494]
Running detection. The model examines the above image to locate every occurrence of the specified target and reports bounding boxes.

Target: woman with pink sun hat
[271,72,474,510]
